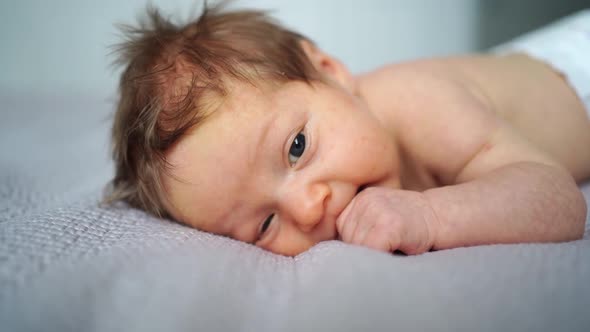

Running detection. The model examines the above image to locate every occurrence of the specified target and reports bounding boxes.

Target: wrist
[422,190,444,251]
[406,191,442,253]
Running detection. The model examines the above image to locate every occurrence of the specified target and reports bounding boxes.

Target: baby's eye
[259,213,275,238]
[288,132,306,166]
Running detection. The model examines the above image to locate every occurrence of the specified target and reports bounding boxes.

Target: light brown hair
[104,2,322,218]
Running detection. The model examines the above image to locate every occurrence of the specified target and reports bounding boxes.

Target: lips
[356,184,367,194]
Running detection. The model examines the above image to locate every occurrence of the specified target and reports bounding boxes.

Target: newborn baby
[106,4,590,256]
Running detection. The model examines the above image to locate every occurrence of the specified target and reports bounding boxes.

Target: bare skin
[344,53,590,253]
[163,43,589,256]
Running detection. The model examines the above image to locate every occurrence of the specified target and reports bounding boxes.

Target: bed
[1,92,589,332]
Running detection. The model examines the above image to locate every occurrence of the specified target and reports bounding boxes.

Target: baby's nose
[281,182,330,232]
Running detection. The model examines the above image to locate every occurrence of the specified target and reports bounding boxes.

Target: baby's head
[107,3,400,256]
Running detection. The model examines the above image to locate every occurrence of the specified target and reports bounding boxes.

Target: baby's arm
[424,128,586,250]
[343,56,587,253]
[338,120,586,253]
[416,57,587,249]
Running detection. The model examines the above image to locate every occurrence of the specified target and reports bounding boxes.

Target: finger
[350,217,376,245]
[385,227,402,253]
[363,223,401,253]
[338,214,359,243]
[361,226,395,252]
[336,200,358,242]
[398,214,432,255]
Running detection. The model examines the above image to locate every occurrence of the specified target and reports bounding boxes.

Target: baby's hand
[336,187,439,255]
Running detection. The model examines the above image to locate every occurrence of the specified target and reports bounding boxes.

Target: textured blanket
[1,94,589,332]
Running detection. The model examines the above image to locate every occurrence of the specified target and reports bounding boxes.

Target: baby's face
[162,80,400,256]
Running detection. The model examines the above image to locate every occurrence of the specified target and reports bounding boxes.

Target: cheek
[350,119,393,158]
[351,123,398,177]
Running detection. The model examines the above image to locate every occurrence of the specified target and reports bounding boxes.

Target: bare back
[452,54,590,181]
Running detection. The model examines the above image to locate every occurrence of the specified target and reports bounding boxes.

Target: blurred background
[0,0,588,100]
[0,0,588,216]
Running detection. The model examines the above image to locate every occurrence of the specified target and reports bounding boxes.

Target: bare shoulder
[355,55,589,187]
[356,58,502,187]
[380,54,590,182]
[355,56,497,131]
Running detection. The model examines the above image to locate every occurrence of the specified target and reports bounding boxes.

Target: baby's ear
[300,40,355,92]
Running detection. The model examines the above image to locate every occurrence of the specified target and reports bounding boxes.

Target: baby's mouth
[356,185,367,195]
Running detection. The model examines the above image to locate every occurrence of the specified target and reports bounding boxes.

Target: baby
[106,3,590,256]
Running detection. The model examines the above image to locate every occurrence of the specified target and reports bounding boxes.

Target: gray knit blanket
[2,94,589,332]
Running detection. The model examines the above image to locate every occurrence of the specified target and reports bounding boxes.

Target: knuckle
[354,192,384,213]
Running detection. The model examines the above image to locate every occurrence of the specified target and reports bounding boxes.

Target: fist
[336,187,439,255]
